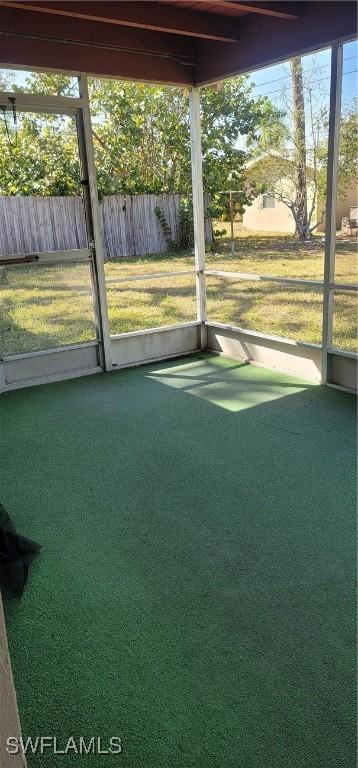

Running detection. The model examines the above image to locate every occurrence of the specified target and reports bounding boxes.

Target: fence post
[189,87,207,349]
[321,43,343,384]
[229,191,235,255]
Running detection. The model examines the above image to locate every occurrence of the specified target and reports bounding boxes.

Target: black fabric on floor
[0,504,40,596]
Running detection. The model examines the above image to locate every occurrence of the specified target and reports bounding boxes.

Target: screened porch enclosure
[0,3,357,767]
[0,37,357,392]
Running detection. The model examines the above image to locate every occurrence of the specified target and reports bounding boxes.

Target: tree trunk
[291,57,310,239]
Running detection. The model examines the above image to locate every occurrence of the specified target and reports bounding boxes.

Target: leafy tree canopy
[0,71,277,201]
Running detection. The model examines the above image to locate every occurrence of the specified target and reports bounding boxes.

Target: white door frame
[0,80,112,390]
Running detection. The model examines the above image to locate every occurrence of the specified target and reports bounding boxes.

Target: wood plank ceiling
[0,2,355,85]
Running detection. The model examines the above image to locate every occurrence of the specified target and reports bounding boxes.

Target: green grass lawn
[0,233,356,356]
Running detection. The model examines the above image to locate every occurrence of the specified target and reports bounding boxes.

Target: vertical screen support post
[322,43,343,384]
[190,87,207,349]
[77,73,112,371]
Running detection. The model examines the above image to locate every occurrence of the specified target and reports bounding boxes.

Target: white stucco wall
[336,186,358,226]
[243,177,317,234]
[243,159,356,235]
[242,194,296,233]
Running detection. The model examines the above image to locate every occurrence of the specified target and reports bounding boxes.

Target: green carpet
[0,355,356,768]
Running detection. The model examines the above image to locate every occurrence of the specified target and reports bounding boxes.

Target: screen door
[0,89,107,387]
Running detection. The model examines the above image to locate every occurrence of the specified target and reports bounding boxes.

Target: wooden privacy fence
[0,194,212,258]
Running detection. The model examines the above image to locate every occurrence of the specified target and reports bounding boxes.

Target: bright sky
[231,39,357,153]
[247,39,357,109]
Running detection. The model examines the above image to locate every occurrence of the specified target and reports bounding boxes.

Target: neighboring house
[336,186,358,229]
[242,152,357,234]
[243,188,299,233]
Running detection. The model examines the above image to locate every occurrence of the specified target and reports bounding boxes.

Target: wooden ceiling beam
[0,4,196,59]
[0,6,196,85]
[215,1,300,21]
[0,1,240,42]
[0,34,194,85]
